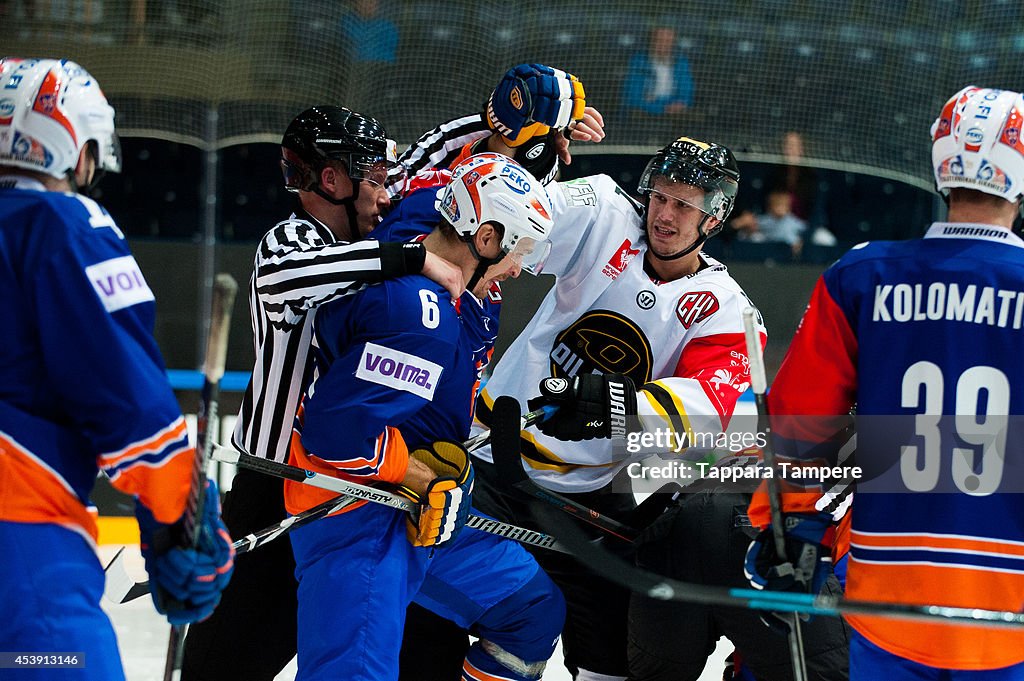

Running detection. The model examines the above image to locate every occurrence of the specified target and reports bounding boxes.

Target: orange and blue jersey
[284,272,482,515]
[0,177,192,543]
[753,223,1024,670]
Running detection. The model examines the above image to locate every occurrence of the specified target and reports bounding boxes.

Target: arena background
[5,0,1024,512]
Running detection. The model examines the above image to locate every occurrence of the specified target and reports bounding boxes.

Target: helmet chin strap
[647,213,713,261]
[314,180,362,243]
[463,238,506,292]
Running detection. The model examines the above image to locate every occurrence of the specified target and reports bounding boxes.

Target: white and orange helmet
[0,57,121,182]
[931,86,1024,206]
[435,153,554,274]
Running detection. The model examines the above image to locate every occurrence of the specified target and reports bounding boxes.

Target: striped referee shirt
[235,113,528,462]
[232,209,421,462]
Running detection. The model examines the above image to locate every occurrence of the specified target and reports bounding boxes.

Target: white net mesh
[4,0,1024,188]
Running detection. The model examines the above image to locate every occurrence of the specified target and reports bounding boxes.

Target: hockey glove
[485,63,586,147]
[528,374,637,441]
[402,440,474,548]
[135,479,235,626]
[743,512,835,596]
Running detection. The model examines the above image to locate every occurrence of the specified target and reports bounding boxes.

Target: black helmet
[638,137,740,222]
[280,105,396,193]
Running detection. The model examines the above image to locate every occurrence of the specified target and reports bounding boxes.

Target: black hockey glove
[528,374,637,441]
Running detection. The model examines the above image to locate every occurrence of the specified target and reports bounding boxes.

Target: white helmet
[0,57,121,182]
[931,86,1024,205]
[435,153,554,274]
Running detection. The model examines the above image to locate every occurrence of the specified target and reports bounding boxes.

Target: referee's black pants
[181,469,298,681]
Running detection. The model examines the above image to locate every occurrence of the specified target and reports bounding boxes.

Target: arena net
[5,0,1024,189]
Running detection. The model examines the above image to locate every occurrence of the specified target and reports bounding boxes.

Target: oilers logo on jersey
[549,310,654,384]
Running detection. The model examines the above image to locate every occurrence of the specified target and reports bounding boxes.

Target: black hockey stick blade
[530,498,1024,628]
[490,395,639,543]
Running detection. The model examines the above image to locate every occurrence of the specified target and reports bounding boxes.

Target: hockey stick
[744,307,808,681]
[162,273,238,681]
[491,396,640,543]
[105,493,360,605]
[211,444,573,555]
[531,500,1024,628]
[106,408,556,604]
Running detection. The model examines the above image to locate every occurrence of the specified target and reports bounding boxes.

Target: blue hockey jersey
[375,185,501,379]
[759,222,1024,669]
[284,272,482,514]
[0,177,193,541]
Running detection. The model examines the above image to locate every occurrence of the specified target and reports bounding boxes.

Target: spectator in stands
[340,0,398,65]
[729,187,807,257]
[770,131,819,222]
[338,0,399,112]
[622,26,694,139]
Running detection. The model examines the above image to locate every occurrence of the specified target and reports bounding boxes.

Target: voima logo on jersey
[86,255,155,313]
[355,342,443,400]
[676,291,720,328]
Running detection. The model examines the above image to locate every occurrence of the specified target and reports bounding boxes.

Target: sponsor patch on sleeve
[86,255,155,312]
[355,342,443,401]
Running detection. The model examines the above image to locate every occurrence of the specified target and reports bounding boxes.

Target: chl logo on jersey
[676,291,720,329]
[549,310,653,385]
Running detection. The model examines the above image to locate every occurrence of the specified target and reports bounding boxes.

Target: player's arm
[33,200,231,624]
[393,64,599,190]
[255,219,452,327]
[748,269,859,529]
[31,207,193,524]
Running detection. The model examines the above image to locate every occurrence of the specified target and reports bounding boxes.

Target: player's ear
[320,163,353,198]
[474,223,502,257]
[73,143,97,190]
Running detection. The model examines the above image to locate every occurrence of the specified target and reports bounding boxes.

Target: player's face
[473,254,521,297]
[354,180,391,237]
[645,178,718,257]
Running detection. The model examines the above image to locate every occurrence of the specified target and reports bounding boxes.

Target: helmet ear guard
[931,86,1024,214]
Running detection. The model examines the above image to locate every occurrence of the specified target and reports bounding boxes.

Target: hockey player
[284,153,565,681]
[0,58,234,681]
[183,65,593,681]
[180,105,465,681]
[745,86,1024,679]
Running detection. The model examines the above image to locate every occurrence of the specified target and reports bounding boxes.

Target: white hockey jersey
[474,174,766,493]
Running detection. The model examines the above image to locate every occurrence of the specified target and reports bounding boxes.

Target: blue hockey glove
[135,479,235,625]
[485,63,586,147]
[402,440,474,548]
[528,374,637,441]
[744,512,835,596]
